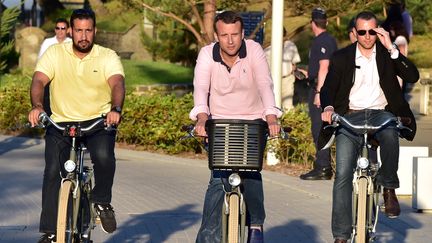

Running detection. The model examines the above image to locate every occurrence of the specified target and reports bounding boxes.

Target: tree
[88,0,109,16]
[126,0,271,66]
[406,0,432,34]
[0,3,21,74]
[129,0,268,47]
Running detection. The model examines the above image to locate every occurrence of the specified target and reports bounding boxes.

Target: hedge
[0,76,315,167]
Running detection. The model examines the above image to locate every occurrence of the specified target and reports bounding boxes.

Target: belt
[345,109,364,115]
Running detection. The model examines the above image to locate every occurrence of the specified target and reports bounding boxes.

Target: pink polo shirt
[189,39,282,121]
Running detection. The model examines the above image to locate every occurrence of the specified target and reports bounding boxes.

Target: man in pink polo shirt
[190,11,281,243]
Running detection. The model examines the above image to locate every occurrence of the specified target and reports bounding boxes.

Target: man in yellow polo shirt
[28,9,125,243]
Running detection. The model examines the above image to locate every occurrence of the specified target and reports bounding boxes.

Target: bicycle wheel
[228,193,240,243]
[355,177,368,243]
[57,180,75,243]
[77,187,92,242]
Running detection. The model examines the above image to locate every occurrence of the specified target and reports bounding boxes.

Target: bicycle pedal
[95,216,101,224]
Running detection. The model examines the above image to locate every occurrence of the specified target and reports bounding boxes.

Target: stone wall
[14,27,47,71]
[95,24,151,60]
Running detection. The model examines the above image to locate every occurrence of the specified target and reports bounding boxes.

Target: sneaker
[94,203,117,233]
[37,233,56,243]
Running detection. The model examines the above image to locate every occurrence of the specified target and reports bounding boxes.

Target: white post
[271,0,284,108]
[267,0,284,166]
[419,84,430,115]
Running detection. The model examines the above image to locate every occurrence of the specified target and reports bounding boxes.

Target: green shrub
[0,77,316,165]
[271,104,315,168]
[0,74,34,134]
[117,92,203,154]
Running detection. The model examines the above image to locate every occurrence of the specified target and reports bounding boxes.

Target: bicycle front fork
[352,174,380,242]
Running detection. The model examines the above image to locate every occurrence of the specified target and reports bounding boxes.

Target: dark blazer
[318,41,420,149]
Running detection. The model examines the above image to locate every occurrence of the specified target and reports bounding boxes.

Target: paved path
[0,84,431,243]
[1,133,431,243]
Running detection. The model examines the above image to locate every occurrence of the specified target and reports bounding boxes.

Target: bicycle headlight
[228,173,241,187]
[357,157,369,169]
[64,160,76,173]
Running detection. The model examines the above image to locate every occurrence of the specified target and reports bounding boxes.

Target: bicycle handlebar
[321,113,412,150]
[181,124,290,140]
[38,112,114,134]
[328,113,412,134]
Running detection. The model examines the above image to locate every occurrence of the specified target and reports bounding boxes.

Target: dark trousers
[308,88,331,168]
[196,171,265,243]
[39,123,116,233]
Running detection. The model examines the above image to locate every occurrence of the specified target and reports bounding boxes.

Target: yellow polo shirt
[35,42,124,122]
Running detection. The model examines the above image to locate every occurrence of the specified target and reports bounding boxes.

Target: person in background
[389,20,409,57]
[190,10,281,243]
[400,0,413,38]
[29,9,125,243]
[347,17,357,43]
[298,7,337,180]
[264,27,301,110]
[38,18,72,116]
[38,18,71,58]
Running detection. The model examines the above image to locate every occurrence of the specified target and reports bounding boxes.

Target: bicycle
[36,112,113,243]
[184,119,288,243]
[322,113,410,243]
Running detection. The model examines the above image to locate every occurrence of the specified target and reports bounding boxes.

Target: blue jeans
[39,120,117,233]
[196,171,265,243]
[332,110,399,240]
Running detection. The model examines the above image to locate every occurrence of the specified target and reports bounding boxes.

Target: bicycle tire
[78,179,93,243]
[356,177,368,243]
[228,193,240,243]
[57,180,75,243]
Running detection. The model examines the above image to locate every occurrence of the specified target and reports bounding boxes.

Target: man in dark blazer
[318,11,419,243]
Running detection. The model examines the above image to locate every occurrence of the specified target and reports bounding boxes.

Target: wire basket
[206,119,268,171]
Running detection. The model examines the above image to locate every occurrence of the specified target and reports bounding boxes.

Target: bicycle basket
[206,119,268,171]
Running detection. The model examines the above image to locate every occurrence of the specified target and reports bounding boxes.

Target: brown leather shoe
[334,239,347,243]
[383,188,401,218]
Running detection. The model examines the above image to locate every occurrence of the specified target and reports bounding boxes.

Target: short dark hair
[213,11,243,33]
[70,8,96,28]
[55,18,69,28]
[347,17,355,33]
[311,7,327,29]
[312,19,327,29]
[355,11,377,27]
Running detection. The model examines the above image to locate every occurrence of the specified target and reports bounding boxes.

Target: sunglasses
[356,29,377,36]
[55,27,67,30]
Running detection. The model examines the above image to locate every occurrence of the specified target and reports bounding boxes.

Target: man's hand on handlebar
[106,110,121,126]
[28,105,45,127]
[266,114,280,137]
[195,113,209,137]
[321,106,334,124]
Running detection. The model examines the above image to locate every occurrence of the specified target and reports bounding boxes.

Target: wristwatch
[388,42,398,53]
[111,106,122,114]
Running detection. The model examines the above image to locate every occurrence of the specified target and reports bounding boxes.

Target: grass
[408,34,432,68]
[121,60,194,88]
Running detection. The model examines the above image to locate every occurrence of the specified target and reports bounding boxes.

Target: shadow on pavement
[0,136,42,156]
[375,201,422,243]
[105,204,200,243]
[265,219,321,243]
[0,170,42,222]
